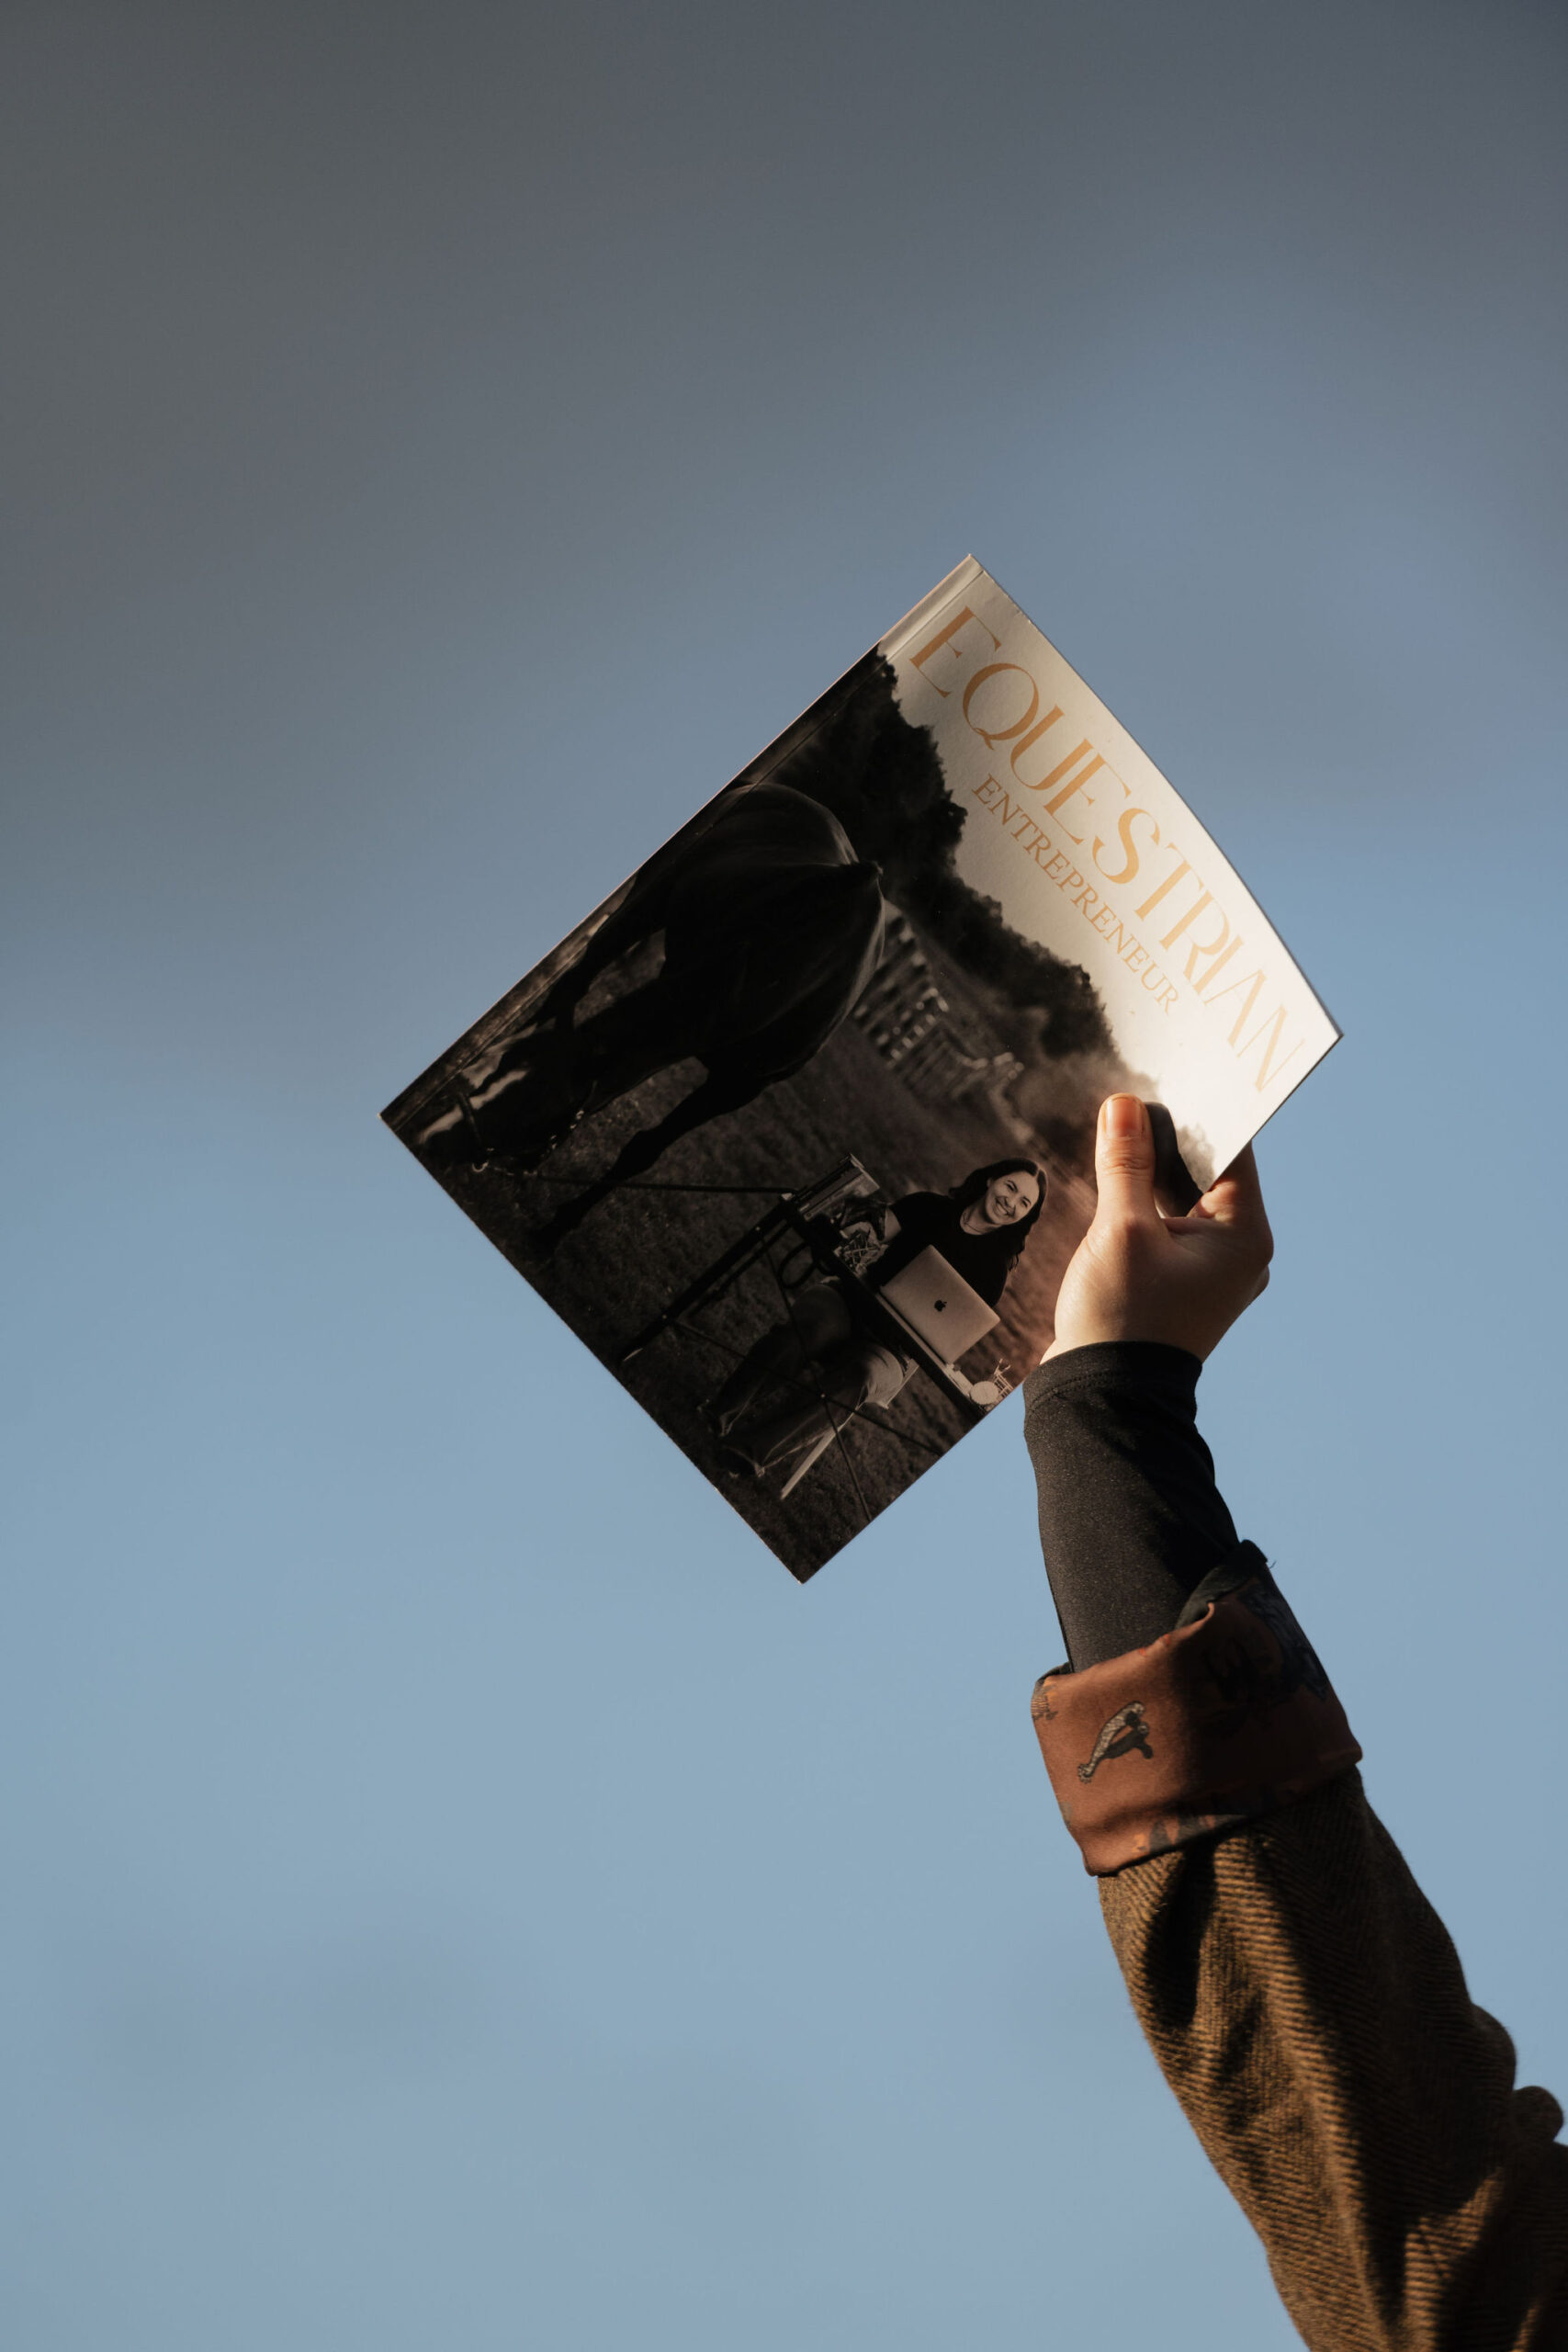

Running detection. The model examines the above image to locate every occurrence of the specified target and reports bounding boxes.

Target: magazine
[383,558,1338,1580]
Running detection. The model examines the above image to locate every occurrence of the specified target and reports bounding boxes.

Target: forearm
[1023,1340,1242,1670]
[1025,1346,1568,2348]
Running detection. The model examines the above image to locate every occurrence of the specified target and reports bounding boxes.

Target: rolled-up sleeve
[1024,1344,1568,2347]
[1030,1547,1361,1875]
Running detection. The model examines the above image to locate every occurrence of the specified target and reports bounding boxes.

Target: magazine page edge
[936,559,1344,1049]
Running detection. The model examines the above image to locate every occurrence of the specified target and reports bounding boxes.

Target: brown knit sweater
[1025,1343,1568,2346]
[1101,1772,1568,2350]
[1032,1587,1568,2349]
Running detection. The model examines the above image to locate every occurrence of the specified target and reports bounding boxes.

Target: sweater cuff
[1031,1542,1362,1875]
[1028,1338,1202,1404]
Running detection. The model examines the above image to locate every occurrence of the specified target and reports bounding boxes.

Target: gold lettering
[962,663,1040,748]
[994,789,1043,850]
[1006,705,1066,785]
[1027,740,1093,796]
[1159,888,1215,953]
[1094,806,1158,888]
[1043,754,1106,843]
[1195,934,1244,994]
[1135,855,1192,923]
[1175,906,1233,984]
[907,605,999,695]
[1237,1005,1305,1095]
[1204,967,1267,1046]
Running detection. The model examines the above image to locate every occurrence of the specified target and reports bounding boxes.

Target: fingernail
[1104,1094,1145,1137]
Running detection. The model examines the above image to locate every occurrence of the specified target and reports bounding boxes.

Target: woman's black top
[868,1191,1014,1308]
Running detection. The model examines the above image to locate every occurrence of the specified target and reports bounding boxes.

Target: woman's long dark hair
[948,1157,1047,1274]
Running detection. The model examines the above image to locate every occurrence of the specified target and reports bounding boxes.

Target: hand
[1044,1095,1273,1362]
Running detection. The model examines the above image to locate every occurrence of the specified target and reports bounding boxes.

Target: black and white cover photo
[384,560,1337,1580]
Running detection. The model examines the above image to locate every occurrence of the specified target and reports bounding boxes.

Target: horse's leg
[409,952,640,1161]
[468,879,670,1106]
[527,878,667,1031]
[446,840,689,1125]
[415,1015,609,1171]
[533,1069,741,1252]
[534,792,739,1039]
[471,981,697,1174]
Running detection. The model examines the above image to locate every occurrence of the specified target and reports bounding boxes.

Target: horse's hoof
[472,1101,586,1177]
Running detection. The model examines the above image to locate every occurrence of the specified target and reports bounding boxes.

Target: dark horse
[414,780,886,1247]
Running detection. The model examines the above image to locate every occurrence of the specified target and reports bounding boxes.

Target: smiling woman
[709,1158,1046,1480]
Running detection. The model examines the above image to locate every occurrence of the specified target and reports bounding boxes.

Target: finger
[1093,1094,1161,1226]
[1198,1143,1270,1235]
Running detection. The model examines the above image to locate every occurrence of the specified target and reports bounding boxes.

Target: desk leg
[616,1206,789,1365]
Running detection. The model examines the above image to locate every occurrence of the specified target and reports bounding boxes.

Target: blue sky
[6,5,1567,2345]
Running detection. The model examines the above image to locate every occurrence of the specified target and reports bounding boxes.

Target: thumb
[1094,1094,1159,1224]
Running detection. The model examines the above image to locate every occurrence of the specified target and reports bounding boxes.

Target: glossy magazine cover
[383,560,1337,1579]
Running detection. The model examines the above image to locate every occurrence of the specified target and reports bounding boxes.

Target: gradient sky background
[6,6,1567,2346]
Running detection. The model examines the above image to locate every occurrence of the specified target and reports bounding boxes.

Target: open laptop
[876,1246,998,1363]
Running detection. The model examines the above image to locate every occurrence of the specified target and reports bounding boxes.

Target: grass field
[392,992,1092,1580]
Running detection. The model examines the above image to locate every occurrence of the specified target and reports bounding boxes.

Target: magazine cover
[384,559,1339,1580]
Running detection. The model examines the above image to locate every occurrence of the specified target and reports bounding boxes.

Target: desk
[830,1272,989,1425]
[616,1159,990,1434]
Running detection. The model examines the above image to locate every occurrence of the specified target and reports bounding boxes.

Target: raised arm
[1025,1096,1568,2351]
